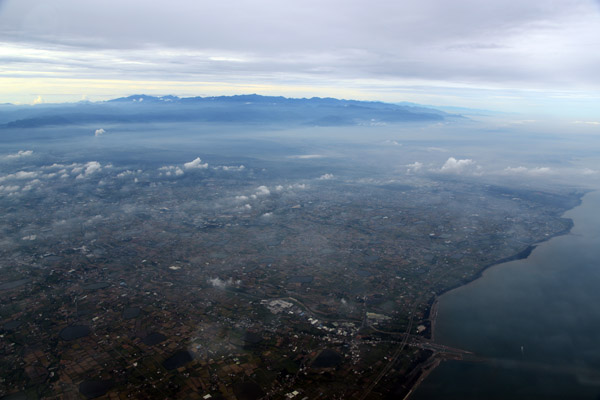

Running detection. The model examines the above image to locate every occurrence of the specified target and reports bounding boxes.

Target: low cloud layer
[184,157,208,170]
[255,186,270,196]
[159,157,207,176]
[216,165,245,171]
[74,161,102,179]
[288,155,325,159]
[503,166,553,176]
[0,160,113,197]
[4,150,33,159]
[406,161,423,174]
[441,157,476,174]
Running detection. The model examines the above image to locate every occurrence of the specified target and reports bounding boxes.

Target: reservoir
[414,191,600,399]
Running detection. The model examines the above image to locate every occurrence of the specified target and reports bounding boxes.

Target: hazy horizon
[2,0,600,120]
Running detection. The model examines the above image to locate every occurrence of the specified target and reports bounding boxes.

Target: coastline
[404,191,586,399]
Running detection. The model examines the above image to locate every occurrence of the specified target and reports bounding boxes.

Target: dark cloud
[0,0,599,107]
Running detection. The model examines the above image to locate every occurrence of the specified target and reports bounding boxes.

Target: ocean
[414,191,600,399]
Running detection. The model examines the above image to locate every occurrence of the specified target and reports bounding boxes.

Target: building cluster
[0,173,578,399]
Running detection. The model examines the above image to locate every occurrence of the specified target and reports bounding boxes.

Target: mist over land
[1,94,598,188]
[1,94,599,398]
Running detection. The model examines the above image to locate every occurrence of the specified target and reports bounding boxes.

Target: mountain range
[0,94,461,129]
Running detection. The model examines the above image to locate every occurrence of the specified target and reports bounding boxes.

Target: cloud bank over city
[1,0,599,117]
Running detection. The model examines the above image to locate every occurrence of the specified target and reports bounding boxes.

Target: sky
[1,0,600,119]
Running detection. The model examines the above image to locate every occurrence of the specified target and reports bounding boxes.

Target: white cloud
[208,277,241,289]
[503,166,553,176]
[159,165,184,176]
[22,179,41,191]
[32,96,43,105]
[84,215,103,226]
[581,168,598,176]
[218,165,245,171]
[235,195,249,202]
[184,157,208,170]
[273,183,308,192]
[288,154,325,159]
[84,161,102,175]
[406,161,423,174]
[42,163,74,170]
[116,170,135,178]
[14,171,38,179]
[94,128,105,136]
[318,173,334,180]
[255,185,270,196]
[0,171,38,182]
[158,157,208,177]
[0,185,20,194]
[75,161,102,179]
[441,157,475,174]
[527,167,552,175]
[573,121,600,126]
[503,166,527,174]
[4,150,33,159]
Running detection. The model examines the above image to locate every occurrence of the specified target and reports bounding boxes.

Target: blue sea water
[414,191,600,399]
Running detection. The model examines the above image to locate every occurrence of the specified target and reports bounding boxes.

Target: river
[413,191,600,399]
